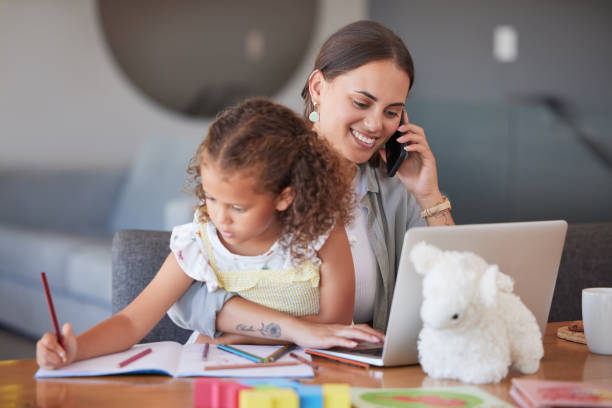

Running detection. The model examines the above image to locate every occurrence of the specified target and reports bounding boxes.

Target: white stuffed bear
[410,241,543,384]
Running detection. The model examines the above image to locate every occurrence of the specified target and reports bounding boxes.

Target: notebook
[35,342,314,378]
[307,220,567,367]
[510,378,612,407]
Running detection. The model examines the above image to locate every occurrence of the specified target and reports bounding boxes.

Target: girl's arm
[208,224,383,347]
[301,222,354,324]
[195,223,357,346]
[37,253,193,369]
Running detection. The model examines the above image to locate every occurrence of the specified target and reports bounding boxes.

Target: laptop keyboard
[328,346,384,357]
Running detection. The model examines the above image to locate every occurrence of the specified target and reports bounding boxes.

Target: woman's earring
[309,102,319,123]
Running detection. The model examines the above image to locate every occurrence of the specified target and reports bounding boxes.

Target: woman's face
[312,59,411,164]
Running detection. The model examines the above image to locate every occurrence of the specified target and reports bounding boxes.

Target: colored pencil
[217,344,265,363]
[264,344,297,363]
[118,347,152,368]
[289,351,319,371]
[40,272,64,349]
[203,361,300,371]
[305,349,370,369]
[202,343,209,360]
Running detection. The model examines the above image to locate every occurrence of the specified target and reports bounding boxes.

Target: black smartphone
[385,113,408,177]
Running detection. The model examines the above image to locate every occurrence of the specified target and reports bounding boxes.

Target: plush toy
[410,242,543,384]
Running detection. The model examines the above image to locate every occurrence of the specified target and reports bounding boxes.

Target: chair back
[112,230,191,343]
[549,222,612,322]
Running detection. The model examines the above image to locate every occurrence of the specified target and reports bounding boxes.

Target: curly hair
[187,98,355,261]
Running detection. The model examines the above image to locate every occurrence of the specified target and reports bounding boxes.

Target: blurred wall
[0,0,366,170]
[371,0,612,223]
[370,0,612,110]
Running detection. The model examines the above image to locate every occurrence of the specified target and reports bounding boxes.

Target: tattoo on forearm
[236,322,281,338]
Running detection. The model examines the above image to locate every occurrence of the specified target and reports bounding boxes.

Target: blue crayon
[217,345,265,363]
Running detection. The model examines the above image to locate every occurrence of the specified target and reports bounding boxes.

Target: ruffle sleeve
[297,222,334,268]
[170,221,220,292]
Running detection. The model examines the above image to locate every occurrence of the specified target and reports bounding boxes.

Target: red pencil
[118,347,153,368]
[40,272,64,349]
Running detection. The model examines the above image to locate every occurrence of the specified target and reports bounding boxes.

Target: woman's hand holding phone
[381,110,444,211]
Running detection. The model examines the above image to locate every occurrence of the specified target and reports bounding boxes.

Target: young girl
[37,98,384,369]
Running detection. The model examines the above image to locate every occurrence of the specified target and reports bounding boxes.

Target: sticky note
[322,383,350,408]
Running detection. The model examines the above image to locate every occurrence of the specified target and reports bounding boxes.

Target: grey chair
[111,223,612,343]
[548,222,612,322]
[111,230,191,343]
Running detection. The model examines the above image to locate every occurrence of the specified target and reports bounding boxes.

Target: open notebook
[35,342,313,378]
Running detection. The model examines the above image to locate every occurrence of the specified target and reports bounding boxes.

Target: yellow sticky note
[239,389,273,408]
[322,383,351,408]
[268,388,299,408]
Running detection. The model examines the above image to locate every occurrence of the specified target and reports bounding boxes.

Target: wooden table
[1,322,611,407]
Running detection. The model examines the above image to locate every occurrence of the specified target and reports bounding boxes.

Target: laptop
[307,220,567,367]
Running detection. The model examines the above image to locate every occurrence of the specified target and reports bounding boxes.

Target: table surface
[1,322,611,407]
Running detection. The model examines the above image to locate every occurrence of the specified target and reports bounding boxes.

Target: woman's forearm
[216,297,385,349]
[216,297,302,343]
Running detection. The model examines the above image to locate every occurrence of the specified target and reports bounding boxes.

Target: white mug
[582,287,612,355]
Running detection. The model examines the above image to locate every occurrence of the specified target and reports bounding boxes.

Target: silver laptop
[309,220,567,367]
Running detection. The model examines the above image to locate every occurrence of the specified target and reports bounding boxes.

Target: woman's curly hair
[187,98,355,261]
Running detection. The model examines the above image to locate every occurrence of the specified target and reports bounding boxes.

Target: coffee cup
[582,287,612,355]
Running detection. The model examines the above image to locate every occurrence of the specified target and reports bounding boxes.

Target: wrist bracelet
[419,196,451,218]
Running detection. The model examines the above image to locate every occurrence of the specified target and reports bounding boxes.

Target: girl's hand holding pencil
[36,323,78,369]
[37,272,78,370]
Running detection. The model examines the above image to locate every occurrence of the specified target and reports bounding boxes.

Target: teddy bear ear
[479,264,499,308]
[409,241,442,275]
[496,270,514,293]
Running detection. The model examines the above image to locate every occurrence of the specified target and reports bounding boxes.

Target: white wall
[0,0,365,170]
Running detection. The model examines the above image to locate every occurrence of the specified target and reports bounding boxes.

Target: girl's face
[311,59,411,164]
[200,162,293,256]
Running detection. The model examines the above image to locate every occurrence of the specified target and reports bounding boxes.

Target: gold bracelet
[419,196,451,218]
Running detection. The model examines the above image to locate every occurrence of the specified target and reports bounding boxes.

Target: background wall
[0,0,609,223]
[371,0,612,223]
[370,0,612,111]
[0,0,366,170]
[98,0,317,118]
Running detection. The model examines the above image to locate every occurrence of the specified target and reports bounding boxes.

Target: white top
[346,168,378,324]
[170,218,328,293]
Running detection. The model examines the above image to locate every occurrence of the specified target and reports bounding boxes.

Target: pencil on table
[289,352,319,371]
[217,344,266,363]
[202,343,209,360]
[305,349,369,369]
[264,344,297,363]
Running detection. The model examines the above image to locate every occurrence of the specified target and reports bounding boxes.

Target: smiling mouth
[351,128,377,147]
[220,230,235,238]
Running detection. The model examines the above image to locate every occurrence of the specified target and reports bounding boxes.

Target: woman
[168,20,454,344]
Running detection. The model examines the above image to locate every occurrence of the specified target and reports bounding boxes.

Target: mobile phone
[385,113,408,177]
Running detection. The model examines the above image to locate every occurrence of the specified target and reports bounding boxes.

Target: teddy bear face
[419,252,490,330]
